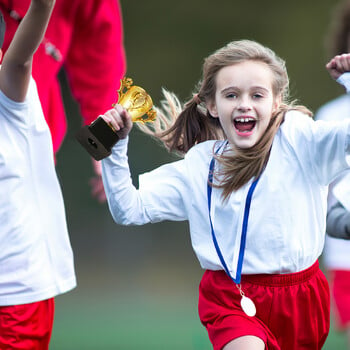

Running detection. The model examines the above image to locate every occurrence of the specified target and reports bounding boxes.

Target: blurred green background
[51,0,347,349]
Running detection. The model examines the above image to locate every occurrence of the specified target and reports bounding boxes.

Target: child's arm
[0,0,55,102]
[326,201,350,239]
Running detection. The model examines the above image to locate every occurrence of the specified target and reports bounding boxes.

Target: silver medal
[236,284,256,317]
[240,295,256,317]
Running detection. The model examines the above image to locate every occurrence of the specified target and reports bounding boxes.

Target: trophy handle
[117,77,133,102]
[133,108,157,124]
[75,117,119,161]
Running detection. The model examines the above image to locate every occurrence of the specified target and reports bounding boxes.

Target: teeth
[235,117,254,122]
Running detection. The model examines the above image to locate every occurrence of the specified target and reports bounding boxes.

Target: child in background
[100,40,350,349]
[315,1,350,348]
[0,0,76,348]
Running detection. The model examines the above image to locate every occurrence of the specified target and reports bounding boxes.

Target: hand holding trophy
[76,78,156,160]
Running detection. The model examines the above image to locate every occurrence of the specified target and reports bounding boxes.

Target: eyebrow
[220,86,270,94]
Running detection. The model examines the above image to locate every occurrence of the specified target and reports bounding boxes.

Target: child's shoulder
[284,109,311,122]
[281,109,314,131]
[186,140,219,158]
[183,140,222,167]
[180,140,220,179]
[278,110,316,147]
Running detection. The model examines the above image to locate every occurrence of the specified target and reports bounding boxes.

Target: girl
[100,40,350,349]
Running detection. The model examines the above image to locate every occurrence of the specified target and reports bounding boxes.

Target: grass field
[49,276,346,350]
[50,292,211,350]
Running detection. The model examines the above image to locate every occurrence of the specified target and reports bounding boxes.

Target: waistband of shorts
[240,261,320,286]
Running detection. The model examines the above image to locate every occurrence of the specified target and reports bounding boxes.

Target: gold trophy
[75,77,156,160]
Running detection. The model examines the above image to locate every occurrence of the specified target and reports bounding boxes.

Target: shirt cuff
[111,136,129,154]
[337,72,350,93]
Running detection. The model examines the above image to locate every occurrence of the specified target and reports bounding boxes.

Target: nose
[237,98,252,112]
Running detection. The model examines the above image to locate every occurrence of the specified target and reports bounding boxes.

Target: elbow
[110,211,138,226]
[107,193,148,226]
[108,201,135,226]
[326,214,350,240]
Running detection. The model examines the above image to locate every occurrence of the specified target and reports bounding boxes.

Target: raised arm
[0,0,55,102]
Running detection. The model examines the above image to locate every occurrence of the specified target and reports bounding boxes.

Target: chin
[234,139,257,149]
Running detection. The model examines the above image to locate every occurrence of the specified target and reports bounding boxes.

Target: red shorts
[198,261,330,350]
[0,298,55,350]
[327,269,350,330]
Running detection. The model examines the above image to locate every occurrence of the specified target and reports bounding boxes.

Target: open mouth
[234,117,256,133]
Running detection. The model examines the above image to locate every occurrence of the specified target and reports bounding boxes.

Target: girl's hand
[100,104,133,139]
[326,53,350,80]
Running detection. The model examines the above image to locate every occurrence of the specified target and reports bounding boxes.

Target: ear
[272,94,282,115]
[206,100,219,118]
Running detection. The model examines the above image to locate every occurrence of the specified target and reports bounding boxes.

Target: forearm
[5,0,54,65]
[326,201,350,239]
[101,138,152,225]
[0,0,55,102]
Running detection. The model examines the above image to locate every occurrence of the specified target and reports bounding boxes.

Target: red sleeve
[64,0,126,125]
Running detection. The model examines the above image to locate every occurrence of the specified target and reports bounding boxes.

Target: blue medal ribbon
[207,142,261,284]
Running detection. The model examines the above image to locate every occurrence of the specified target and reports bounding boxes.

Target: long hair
[136,89,223,155]
[137,40,312,198]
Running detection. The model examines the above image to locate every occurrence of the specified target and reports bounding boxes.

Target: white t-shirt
[102,108,350,279]
[315,91,350,269]
[0,77,76,305]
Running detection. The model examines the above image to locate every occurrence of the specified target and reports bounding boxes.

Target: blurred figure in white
[315,1,350,348]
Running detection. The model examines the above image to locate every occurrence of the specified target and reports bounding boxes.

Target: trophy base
[75,117,119,161]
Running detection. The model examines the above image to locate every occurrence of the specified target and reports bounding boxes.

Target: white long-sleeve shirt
[102,89,350,279]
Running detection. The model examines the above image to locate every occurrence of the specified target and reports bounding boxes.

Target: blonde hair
[138,40,311,199]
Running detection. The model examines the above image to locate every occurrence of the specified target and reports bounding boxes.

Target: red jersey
[0,0,126,152]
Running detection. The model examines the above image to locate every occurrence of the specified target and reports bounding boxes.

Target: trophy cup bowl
[75,78,156,160]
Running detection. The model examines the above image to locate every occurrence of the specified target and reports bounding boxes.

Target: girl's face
[207,60,281,149]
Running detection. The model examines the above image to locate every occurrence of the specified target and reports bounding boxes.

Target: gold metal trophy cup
[75,77,156,160]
